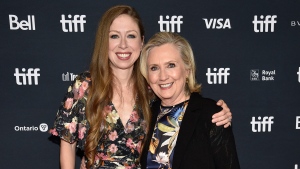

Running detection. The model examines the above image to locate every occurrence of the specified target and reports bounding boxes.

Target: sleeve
[209,106,240,169]
[49,71,91,150]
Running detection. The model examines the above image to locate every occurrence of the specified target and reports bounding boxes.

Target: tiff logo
[158,15,183,33]
[62,72,77,81]
[60,14,86,32]
[14,68,40,85]
[9,15,35,30]
[206,68,230,84]
[203,18,231,29]
[252,15,277,32]
[297,67,300,83]
[251,116,274,132]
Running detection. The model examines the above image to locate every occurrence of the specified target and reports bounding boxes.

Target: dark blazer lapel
[172,93,203,169]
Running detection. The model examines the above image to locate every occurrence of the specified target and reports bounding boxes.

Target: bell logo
[158,15,183,33]
[203,18,231,29]
[9,15,36,30]
[14,68,40,85]
[252,15,277,33]
[296,116,300,129]
[250,116,274,132]
[206,68,230,84]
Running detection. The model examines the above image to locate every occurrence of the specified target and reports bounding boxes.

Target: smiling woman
[140,32,240,169]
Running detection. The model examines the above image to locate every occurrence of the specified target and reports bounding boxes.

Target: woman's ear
[141,36,144,50]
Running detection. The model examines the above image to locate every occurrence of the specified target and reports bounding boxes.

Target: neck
[161,94,190,107]
[112,67,134,88]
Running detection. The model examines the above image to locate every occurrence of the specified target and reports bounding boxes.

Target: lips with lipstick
[116,52,131,60]
[160,82,173,89]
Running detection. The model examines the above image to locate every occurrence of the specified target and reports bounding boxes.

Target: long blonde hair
[85,5,151,168]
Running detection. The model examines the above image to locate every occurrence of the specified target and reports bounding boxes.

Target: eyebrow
[148,60,178,66]
[109,30,139,34]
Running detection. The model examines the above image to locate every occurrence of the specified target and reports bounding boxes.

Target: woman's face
[108,14,143,71]
[147,43,189,106]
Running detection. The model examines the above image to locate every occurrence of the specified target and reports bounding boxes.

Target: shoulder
[188,92,222,117]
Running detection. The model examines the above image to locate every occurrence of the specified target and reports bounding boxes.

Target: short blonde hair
[140,32,201,94]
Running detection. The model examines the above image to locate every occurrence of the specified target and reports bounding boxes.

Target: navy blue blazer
[141,92,240,169]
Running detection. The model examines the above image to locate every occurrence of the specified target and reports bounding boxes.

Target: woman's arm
[212,99,232,127]
[60,140,77,169]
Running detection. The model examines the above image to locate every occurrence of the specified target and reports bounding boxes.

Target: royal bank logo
[250,69,260,81]
[250,69,276,81]
[158,15,183,33]
[62,72,77,81]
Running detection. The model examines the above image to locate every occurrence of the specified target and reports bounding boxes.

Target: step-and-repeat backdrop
[1,0,299,168]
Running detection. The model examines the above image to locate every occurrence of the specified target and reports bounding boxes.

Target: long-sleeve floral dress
[49,72,147,169]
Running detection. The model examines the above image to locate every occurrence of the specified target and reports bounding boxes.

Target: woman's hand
[212,100,232,128]
[80,156,87,169]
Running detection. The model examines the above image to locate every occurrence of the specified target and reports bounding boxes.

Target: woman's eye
[110,35,119,39]
[128,34,136,38]
[168,63,175,68]
[150,66,158,71]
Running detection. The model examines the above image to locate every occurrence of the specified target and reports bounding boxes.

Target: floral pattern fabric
[49,72,147,169]
[146,100,189,169]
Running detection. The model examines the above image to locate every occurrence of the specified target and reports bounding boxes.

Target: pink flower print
[129,111,139,122]
[108,130,118,141]
[49,128,58,136]
[108,144,118,153]
[77,86,85,99]
[81,81,89,91]
[68,122,77,134]
[103,105,112,117]
[124,122,135,133]
[99,153,109,160]
[64,98,73,110]
[78,126,86,139]
[126,138,135,149]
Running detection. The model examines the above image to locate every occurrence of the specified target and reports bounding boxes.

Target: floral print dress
[49,72,147,169]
